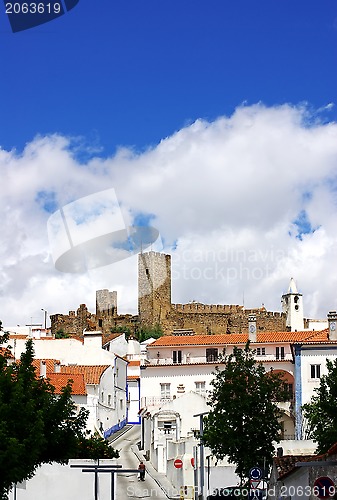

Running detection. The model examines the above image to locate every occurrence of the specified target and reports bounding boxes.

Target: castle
[51,251,292,337]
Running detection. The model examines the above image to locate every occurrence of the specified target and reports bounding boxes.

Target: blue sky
[1,0,336,154]
[0,1,337,326]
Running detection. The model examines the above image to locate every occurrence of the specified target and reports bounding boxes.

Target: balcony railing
[141,396,173,407]
[144,353,293,366]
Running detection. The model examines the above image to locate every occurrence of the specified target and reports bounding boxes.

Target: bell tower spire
[281,278,304,331]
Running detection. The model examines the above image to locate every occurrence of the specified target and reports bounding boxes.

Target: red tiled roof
[60,365,110,384]
[149,330,330,347]
[47,373,86,395]
[32,359,61,374]
[274,441,337,480]
[128,360,140,366]
[127,375,140,380]
[274,455,321,479]
[0,347,14,358]
[327,441,337,456]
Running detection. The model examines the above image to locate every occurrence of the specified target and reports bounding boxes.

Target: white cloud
[0,103,337,327]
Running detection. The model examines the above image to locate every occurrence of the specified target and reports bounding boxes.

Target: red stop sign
[174,459,183,469]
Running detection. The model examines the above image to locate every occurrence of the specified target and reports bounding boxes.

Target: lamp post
[193,411,209,500]
[41,309,48,330]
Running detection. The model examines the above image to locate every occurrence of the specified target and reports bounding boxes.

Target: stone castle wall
[50,291,137,338]
[138,252,171,326]
[157,307,285,335]
[51,251,286,338]
[137,252,286,334]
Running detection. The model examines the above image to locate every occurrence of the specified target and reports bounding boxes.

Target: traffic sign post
[174,458,184,469]
[313,477,335,499]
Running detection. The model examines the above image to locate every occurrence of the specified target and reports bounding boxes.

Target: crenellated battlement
[51,251,287,337]
[171,303,244,313]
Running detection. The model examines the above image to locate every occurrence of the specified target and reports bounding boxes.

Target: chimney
[248,314,257,343]
[40,360,47,378]
[327,311,337,341]
[54,361,61,373]
[83,330,103,349]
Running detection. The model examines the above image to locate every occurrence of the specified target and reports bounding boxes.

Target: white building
[139,316,337,494]
[5,330,128,438]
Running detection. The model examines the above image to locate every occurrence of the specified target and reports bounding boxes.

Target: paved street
[110,425,177,500]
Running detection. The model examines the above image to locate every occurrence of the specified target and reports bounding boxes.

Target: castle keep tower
[138,252,171,327]
[281,278,304,332]
[96,289,117,317]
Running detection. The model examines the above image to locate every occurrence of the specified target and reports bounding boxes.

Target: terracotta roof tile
[0,347,14,358]
[275,455,317,479]
[127,375,140,380]
[47,373,86,395]
[149,330,330,347]
[32,359,61,374]
[60,365,110,384]
[128,360,140,366]
[327,441,337,456]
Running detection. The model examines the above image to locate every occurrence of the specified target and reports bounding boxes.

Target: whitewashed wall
[8,460,118,500]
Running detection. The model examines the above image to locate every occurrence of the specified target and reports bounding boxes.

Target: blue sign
[249,467,263,480]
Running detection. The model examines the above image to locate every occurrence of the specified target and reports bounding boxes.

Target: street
[111,425,171,500]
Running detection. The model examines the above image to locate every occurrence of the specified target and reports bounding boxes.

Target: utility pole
[41,309,48,330]
[193,411,209,500]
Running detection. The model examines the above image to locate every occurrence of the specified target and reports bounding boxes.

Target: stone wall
[50,290,137,338]
[138,251,286,334]
[138,252,171,326]
[51,251,287,338]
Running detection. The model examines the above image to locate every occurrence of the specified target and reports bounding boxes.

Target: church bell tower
[281,278,304,332]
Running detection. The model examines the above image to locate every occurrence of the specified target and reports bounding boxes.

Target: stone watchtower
[281,278,304,332]
[138,252,172,327]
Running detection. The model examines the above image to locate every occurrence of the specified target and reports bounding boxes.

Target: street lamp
[193,411,209,500]
[41,309,48,330]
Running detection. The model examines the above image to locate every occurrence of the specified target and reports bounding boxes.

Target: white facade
[7,334,116,365]
[281,278,304,332]
[5,331,128,439]
[99,356,128,438]
[142,337,296,440]
[8,460,118,500]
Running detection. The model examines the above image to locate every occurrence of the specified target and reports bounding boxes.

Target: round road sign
[174,459,183,469]
[249,467,263,480]
[313,477,335,499]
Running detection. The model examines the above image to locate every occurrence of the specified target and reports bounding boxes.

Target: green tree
[137,324,163,343]
[110,325,131,339]
[0,322,118,499]
[302,358,337,454]
[202,343,289,484]
[55,328,70,339]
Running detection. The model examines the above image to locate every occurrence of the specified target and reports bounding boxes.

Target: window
[108,394,111,406]
[101,391,104,403]
[195,381,206,395]
[206,348,218,362]
[311,364,321,379]
[256,347,266,356]
[163,421,173,434]
[98,319,103,327]
[120,399,123,410]
[173,350,182,364]
[276,347,285,360]
[160,383,171,399]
